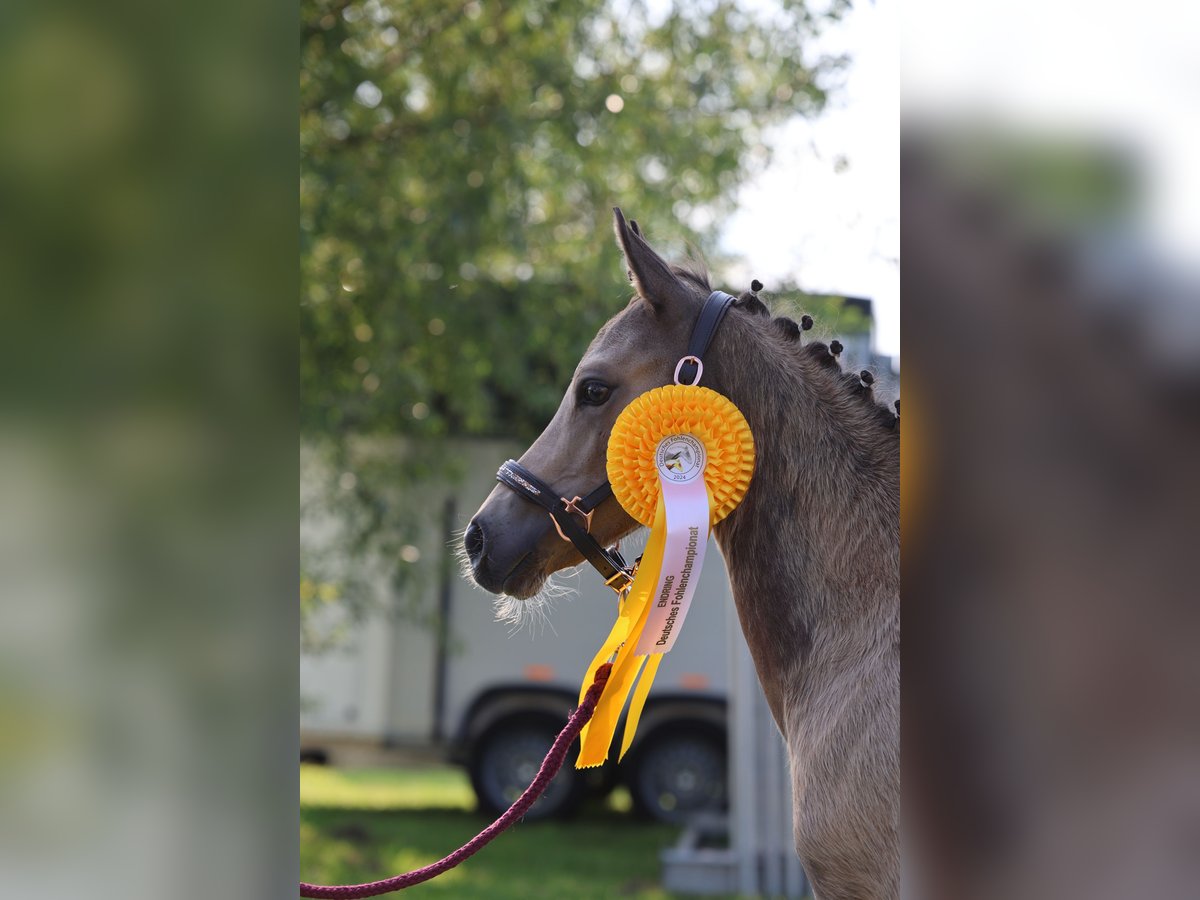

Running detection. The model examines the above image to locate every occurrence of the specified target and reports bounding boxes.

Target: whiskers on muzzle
[450,527,582,636]
[491,566,583,637]
[451,526,477,585]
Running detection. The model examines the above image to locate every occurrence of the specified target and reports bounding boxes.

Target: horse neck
[707,315,900,721]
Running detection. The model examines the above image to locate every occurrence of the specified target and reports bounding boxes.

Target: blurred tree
[299,0,855,638]
[301,0,851,441]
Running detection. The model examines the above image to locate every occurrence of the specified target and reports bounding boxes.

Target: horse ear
[612,208,690,314]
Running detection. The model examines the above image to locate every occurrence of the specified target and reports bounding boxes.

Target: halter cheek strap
[675,290,736,386]
[494,290,736,594]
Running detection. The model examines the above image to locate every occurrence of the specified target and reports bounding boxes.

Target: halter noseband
[495,290,738,595]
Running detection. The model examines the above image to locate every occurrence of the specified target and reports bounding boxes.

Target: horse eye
[578,380,612,406]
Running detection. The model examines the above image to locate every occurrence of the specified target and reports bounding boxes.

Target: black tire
[626,722,727,824]
[467,714,586,820]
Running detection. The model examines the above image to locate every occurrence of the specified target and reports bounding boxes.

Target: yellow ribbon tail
[619,652,662,761]
[577,652,646,768]
[576,502,668,768]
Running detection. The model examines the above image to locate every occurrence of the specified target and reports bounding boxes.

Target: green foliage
[299,0,852,644]
[300,436,458,651]
[301,0,849,442]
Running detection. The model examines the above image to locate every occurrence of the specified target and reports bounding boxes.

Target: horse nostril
[464,520,486,567]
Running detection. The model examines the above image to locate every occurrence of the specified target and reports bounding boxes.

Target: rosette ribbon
[575,384,754,768]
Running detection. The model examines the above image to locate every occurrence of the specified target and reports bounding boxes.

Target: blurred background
[299,0,896,897]
[1,0,297,897]
[903,2,1200,898]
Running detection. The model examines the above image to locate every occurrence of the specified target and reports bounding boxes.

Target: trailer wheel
[626,722,726,824]
[468,714,585,820]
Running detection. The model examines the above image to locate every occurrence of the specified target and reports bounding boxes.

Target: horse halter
[495,289,738,595]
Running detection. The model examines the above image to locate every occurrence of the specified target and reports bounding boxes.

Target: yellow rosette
[576,384,754,768]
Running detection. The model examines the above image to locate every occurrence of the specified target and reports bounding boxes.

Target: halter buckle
[605,569,633,597]
[673,355,704,386]
[604,552,637,597]
[549,496,594,542]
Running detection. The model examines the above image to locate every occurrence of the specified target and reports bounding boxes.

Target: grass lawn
[300,764,744,899]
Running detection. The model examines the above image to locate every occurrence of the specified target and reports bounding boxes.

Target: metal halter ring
[550,496,594,542]
[673,355,703,386]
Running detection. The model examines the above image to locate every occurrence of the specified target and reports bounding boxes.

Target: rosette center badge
[656,434,705,483]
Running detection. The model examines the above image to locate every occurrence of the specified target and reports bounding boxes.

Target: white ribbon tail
[634,474,710,656]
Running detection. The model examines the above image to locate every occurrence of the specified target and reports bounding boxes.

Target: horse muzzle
[463,504,554,598]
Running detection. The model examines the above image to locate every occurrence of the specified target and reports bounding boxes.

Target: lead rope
[300,663,613,899]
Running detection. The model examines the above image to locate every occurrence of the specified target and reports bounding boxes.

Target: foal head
[464,209,714,599]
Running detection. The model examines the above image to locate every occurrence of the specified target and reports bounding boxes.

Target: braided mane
[659,248,896,430]
[727,280,899,431]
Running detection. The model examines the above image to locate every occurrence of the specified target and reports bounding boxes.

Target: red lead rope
[300,663,613,899]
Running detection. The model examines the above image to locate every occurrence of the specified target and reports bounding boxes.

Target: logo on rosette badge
[655,434,706,484]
